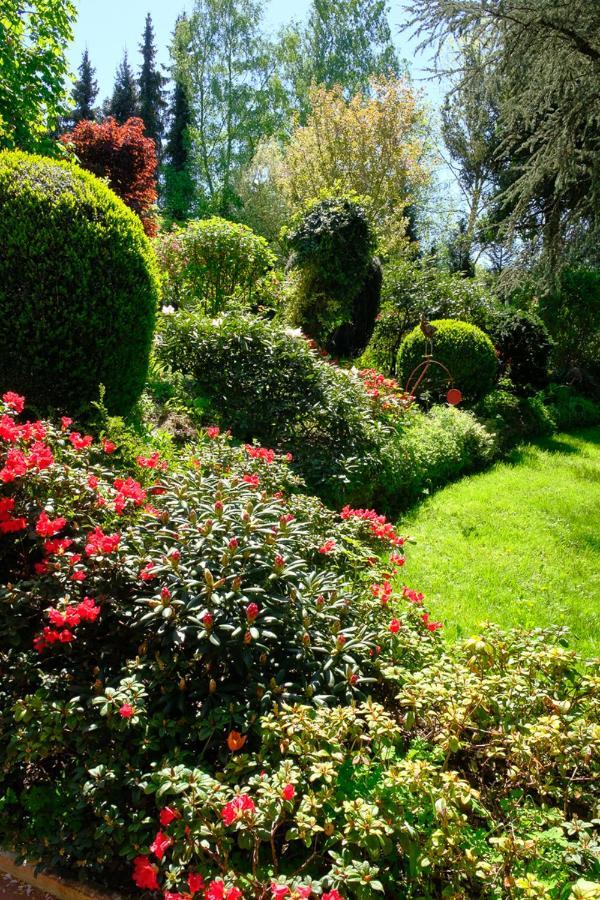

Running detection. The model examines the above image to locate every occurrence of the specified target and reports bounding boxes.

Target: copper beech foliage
[61,117,158,236]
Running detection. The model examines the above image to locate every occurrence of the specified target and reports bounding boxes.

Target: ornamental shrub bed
[0,392,599,899]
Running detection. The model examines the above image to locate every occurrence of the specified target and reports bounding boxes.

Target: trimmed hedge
[397,319,498,403]
[0,150,159,415]
[484,307,552,392]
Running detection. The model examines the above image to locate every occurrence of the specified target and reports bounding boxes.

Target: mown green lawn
[397,428,600,657]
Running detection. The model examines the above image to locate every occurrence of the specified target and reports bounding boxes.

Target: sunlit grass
[398,428,600,657]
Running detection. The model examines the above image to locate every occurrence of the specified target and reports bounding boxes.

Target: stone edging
[0,853,123,900]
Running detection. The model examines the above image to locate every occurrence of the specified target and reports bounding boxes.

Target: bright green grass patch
[398,428,600,657]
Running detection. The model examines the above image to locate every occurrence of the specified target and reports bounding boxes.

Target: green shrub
[157,311,384,505]
[155,217,277,314]
[285,197,379,352]
[538,267,600,376]
[0,150,158,416]
[542,384,600,430]
[378,405,495,508]
[366,258,498,375]
[397,319,498,403]
[484,307,552,392]
[475,383,556,450]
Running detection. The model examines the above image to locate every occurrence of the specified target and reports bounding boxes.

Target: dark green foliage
[475,383,555,450]
[158,311,383,504]
[367,258,497,375]
[138,14,167,150]
[398,319,498,403]
[484,307,552,392]
[541,384,600,431]
[71,49,98,125]
[538,267,600,376]
[108,51,139,124]
[286,197,378,350]
[327,257,383,358]
[0,151,159,415]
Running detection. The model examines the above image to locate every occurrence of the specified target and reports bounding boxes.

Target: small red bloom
[228,537,238,549]
[150,830,173,860]
[69,432,93,451]
[36,510,67,537]
[160,806,181,827]
[187,873,205,895]
[422,613,443,632]
[202,613,214,629]
[85,527,120,556]
[221,794,256,826]
[319,539,336,554]
[206,426,220,439]
[132,856,159,891]
[87,474,99,490]
[61,416,73,431]
[242,473,260,488]
[323,892,344,900]
[389,618,401,634]
[281,783,295,801]
[2,392,25,413]
[246,602,259,622]
[139,562,157,581]
[102,438,117,454]
[119,703,134,719]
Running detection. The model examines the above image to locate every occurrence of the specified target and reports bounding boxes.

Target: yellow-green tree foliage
[276,77,430,244]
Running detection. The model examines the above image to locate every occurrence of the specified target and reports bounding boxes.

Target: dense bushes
[366,259,497,375]
[485,307,552,392]
[0,151,158,416]
[397,319,498,403]
[156,218,277,314]
[0,395,598,897]
[538,267,600,377]
[157,311,384,505]
[285,197,381,355]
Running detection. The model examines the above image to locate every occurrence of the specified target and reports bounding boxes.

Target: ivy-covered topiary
[484,307,552,392]
[0,150,159,416]
[285,197,380,353]
[397,319,498,403]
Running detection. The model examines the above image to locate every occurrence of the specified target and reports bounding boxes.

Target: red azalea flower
[242,473,260,488]
[187,873,205,895]
[102,438,117,454]
[244,444,275,464]
[389,552,405,566]
[389,618,401,634]
[139,562,157,581]
[206,426,220,439]
[202,613,214,629]
[221,794,256,826]
[281,784,295,801]
[150,830,173,860]
[422,613,443,632]
[119,703,134,719]
[228,537,238,549]
[323,891,344,900]
[76,597,100,622]
[61,416,73,431]
[87,474,99,489]
[36,510,67,537]
[319,539,336,554]
[164,893,185,900]
[270,887,290,900]
[85,527,120,556]
[132,856,159,891]
[159,806,180,827]
[69,432,93,451]
[2,392,25,414]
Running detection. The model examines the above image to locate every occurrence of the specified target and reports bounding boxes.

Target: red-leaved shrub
[61,117,158,236]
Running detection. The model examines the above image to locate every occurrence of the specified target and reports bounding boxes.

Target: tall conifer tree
[108,51,138,124]
[72,48,98,123]
[138,13,166,150]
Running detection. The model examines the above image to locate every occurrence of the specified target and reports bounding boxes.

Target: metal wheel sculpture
[403,318,463,407]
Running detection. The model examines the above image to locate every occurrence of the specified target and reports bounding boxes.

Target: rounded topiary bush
[397,319,498,403]
[0,151,159,416]
[484,307,552,392]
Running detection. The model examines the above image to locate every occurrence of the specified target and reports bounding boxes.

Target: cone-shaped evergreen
[162,15,195,221]
[72,49,98,123]
[138,14,166,150]
[108,51,139,124]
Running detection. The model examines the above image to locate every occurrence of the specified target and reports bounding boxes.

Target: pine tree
[72,48,98,123]
[108,51,138,124]
[138,13,166,150]
[162,15,195,221]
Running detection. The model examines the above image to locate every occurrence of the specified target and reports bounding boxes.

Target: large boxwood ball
[0,151,159,415]
[397,319,498,402]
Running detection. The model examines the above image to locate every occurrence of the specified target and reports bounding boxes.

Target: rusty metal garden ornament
[403,317,463,407]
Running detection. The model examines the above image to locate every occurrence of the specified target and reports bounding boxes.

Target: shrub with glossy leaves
[158,311,384,505]
[0,151,158,416]
[155,217,277,314]
[397,319,498,403]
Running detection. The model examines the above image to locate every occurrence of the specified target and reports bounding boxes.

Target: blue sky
[67,0,443,108]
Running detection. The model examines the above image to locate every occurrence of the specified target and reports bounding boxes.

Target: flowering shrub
[0,150,158,415]
[61,117,158,236]
[1,394,598,897]
[155,218,277,314]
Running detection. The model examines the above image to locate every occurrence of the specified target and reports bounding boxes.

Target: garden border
[0,853,121,900]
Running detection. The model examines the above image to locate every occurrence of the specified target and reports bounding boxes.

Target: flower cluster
[340,505,406,548]
[356,368,413,417]
[33,597,100,653]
